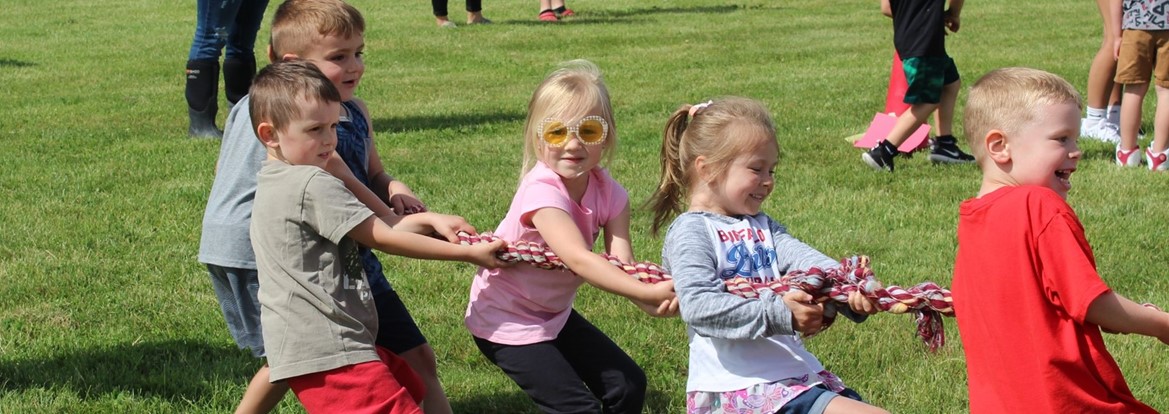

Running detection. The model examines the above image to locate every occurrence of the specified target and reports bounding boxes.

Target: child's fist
[783,290,825,336]
[466,239,511,269]
[634,297,679,318]
[847,291,880,315]
[389,193,427,215]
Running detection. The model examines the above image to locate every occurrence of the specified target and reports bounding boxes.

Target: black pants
[431,0,482,17]
[473,310,647,414]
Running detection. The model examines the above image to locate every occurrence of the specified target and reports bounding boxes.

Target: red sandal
[538,10,558,21]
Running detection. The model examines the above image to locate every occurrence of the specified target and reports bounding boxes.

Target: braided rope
[456,231,671,283]
[457,232,954,351]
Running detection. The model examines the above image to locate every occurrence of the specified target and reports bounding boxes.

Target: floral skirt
[685,371,845,414]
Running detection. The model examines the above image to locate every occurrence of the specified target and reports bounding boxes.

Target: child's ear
[693,155,717,183]
[257,122,280,149]
[266,45,277,64]
[693,155,707,179]
[984,130,1010,164]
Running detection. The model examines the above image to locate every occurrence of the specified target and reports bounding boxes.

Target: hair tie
[688,100,713,118]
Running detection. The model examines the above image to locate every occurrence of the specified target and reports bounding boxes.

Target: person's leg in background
[1083,0,1123,143]
[222,0,269,113]
[186,0,241,138]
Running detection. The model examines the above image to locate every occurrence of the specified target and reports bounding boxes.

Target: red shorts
[286,346,426,414]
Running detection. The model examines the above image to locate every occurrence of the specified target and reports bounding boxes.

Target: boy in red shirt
[952,67,1169,413]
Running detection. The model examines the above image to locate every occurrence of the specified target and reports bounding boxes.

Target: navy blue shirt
[336,100,393,295]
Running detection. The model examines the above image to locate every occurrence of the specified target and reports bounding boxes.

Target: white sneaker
[1117,145,1143,167]
[1147,147,1169,171]
[1082,119,1121,143]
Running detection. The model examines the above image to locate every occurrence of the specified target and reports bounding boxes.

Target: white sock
[1106,105,1121,125]
[1086,107,1107,125]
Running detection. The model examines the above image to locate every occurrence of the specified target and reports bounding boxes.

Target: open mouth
[1055,168,1074,187]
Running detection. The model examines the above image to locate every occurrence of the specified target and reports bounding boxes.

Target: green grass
[2,0,1167,412]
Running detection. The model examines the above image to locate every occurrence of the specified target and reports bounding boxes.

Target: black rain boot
[223,56,256,114]
[186,59,222,138]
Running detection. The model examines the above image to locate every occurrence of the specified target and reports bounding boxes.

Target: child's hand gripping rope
[456,232,954,351]
[725,256,954,351]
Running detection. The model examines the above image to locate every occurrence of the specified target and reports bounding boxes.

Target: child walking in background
[1113,0,1169,170]
[465,59,678,413]
[648,98,887,414]
[863,0,974,171]
[248,60,509,413]
[953,67,1169,413]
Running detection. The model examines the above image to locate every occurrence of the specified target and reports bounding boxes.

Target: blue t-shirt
[336,100,393,295]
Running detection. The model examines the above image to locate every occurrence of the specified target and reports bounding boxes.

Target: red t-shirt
[953,186,1155,413]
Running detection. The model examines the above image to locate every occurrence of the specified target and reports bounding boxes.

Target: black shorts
[374,289,428,354]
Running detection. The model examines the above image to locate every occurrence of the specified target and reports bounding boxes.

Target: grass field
[1,0,1167,412]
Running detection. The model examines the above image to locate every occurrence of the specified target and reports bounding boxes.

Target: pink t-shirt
[465,162,629,345]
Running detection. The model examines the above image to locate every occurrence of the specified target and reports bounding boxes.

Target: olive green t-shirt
[251,159,378,382]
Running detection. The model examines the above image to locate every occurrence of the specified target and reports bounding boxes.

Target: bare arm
[324,153,398,223]
[347,215,507,269]
[600,202,680,316]
[945,0,963,33]
[1086,292,1169,344]
[531,207,675,304]
[601,202,635,263]
[880,0,892,17]
[355,99,427,215]
[391,211,477,242]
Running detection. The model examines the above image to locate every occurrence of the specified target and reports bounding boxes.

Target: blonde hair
[520,60,618,175]
[964,67,1082,160]
[646,97,777,234]
[270,0,365,58]
[249,60,342,134]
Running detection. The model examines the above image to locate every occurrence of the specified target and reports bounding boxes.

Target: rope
[457,232,954,351]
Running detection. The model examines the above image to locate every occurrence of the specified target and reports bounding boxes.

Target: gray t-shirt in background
[251,159,379,382]
[198,96,265,269]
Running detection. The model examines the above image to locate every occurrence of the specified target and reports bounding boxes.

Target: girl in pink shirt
[465,60,677,413]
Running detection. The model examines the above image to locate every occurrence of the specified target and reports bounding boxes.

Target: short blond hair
[249,60,342,134]
[270,0,365,58]
[963,67,1082,160]
[520,60,618,174]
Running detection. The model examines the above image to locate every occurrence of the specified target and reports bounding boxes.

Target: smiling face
[294,33,365,102]
[538,107,608,188]
[999,102,1082,199]
[695,125,779,216]
[262,96,341,169]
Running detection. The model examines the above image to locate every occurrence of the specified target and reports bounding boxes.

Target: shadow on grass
[450,388,675,413]
[0,58,35,68]
[498,4,757,26]
[372,111,525,134]
[593,4,757,18]
[0,340,257,403]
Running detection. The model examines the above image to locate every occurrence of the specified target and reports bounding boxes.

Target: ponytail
[646,106,693,235]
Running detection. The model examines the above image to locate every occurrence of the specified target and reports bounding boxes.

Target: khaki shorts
[1115,29,1169,88]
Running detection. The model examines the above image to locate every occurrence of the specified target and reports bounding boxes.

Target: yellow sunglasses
[539,116,609,147]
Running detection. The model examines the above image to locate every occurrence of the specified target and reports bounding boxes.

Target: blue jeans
[187,0,270,61]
